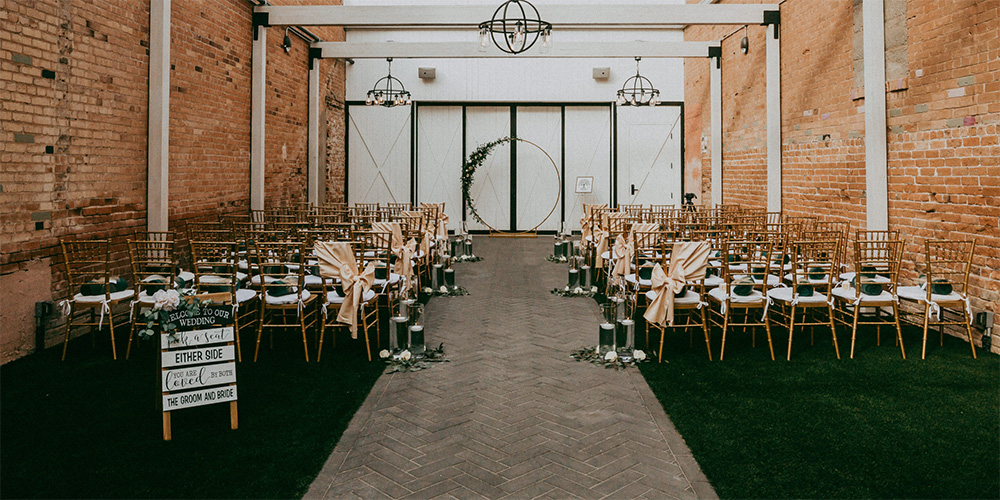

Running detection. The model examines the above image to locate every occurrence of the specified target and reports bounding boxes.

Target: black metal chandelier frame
[478,0,552,55]
[366,58,411,108]
[616,57,661,107]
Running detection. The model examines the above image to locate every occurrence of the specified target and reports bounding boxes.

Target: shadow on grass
[638,322,999,499]
[1,331,384,499]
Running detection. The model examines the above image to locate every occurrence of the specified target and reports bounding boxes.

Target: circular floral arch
[461,136,561,233]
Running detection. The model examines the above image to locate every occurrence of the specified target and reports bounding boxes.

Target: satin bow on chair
[644,241,711,326]
[372,222,417,292]
[315,241,375,338]
[612,234,632,280]
[420,202,449,240]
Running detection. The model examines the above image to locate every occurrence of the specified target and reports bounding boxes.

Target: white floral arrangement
[138,289,207,339]
[571,346,650,370]
[551,285,599,297]
[423,285,470,297]
[380,344,449,373]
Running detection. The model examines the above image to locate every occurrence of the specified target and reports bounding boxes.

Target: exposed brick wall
[1,0,347,363]
[686,0,999,350]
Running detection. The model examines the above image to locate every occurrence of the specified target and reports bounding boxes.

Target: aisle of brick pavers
[305,237,716,500]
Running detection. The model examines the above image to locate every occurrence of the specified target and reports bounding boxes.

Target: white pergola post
[863,0,888,230]
[148,0,170,231]
[251,23,267,211]
[766,22,781,213]
[710,55,723,207]
[308,57,320,205]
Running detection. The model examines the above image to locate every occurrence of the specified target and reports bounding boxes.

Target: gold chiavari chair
[645,239,713,362]
[767,238,842,360]
[317,241,380,362]
[251,241,318,362]
[189,240,259,362]
[59,239,136,360]
[126,236,177,359]
[709,239,777,360]
[898,239,977,359]
[832,238,906,359]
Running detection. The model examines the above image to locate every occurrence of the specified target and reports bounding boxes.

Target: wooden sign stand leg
[230,401,238,430]
[163,412,172,441]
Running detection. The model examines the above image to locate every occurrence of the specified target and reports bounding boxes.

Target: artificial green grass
[639,324,1000,499]
[1,333,384,499]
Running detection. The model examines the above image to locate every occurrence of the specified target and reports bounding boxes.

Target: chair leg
[965,308,977,359]
[701,308,712,361]
[234,313,242,363]
[108,309,118,360]
[787,305,796,361]
[657,326,665,363]
[764,312,775,361]
[300,310,310,362]
[126,304,138,360]
[254,308,265,362]
[719,310,730,361]
[921,303,931,360]
[61,311,73,361]
[361,306,372,362]
[892,303,906,360]
[317,322,326,363]
[850,305,860,359]
[828,305,841,359]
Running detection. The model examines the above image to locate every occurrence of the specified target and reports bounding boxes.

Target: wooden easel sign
[159,304,238,441]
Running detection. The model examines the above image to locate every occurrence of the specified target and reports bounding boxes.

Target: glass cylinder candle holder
[444,268,455,287]
[463,237,473,256]
[599,322,615,354]
[580,265,592,288]
[553,235,564,258]
[600,302,617,324]
[451,238,462,257]
[568,268,579,288]
[616,319,635,358]
[409,303,425,355]
[391,316,409,351]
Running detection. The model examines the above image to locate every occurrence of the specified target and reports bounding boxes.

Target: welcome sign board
[159,302,238,440]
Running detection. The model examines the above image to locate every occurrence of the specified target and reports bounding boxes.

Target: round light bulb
[366,96,373,105]
[630,96,637,106]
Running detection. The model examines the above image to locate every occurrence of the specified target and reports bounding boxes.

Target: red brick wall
[1,0,347,363]
[685,0,999,347]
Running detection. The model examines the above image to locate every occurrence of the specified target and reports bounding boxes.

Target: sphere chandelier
[616,57,661,107]
[478,0,552,55]
[366,58,411,108]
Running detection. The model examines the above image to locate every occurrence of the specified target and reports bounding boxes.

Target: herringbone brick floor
[305,238,716,500]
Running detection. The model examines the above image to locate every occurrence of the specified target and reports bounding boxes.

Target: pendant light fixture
[616,57,660,107]
[479,0,552,55]
[366,58,412,108]
[740,25,749,54]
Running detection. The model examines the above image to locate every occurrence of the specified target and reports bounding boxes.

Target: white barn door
[616,106,682,207]
[416,106,463,226]
[347,105,411,205]
[465,107,511,231]
[515,107,561,232]
[564,106,612,232]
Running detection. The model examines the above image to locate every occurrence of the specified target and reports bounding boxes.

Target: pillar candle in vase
[599,323,615,354]
[580,265,592,288]
[568,268,579,288]
[554,239,563,258]
[463,237,473,256]
[409,325,425,355]
[391,316,409,351]
[451,238,462,257]
[433,264,445,288]
[444,268,455,287]
[617,319,635,356]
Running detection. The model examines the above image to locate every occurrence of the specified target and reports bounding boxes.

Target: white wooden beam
[307,59,320,205]
[313,41,717,59]
[766,22,781,213]
[256,4,774,28]
[148,0,169,232]
[251,25,266,211]
[710,56,722,207]
[863,0,888,230]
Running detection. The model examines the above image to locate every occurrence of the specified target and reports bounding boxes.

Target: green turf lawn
[1,331,384,499]
[639,322,1000,499]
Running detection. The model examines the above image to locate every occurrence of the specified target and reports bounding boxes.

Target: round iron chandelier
[616,57,661,107]
[366,58,411,108]
[478,0,552,55]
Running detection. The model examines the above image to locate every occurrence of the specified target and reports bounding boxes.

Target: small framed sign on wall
[575,176,594,194]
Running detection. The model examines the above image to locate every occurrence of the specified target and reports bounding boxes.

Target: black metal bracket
[252,12,269,41]
[708,45,722,68]
[762,10,780,39]
[309,47,322,70]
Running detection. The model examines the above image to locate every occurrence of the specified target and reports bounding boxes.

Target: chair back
[853,239,905,291]
[922,239,975,299]
[61,239,114,299]
[786,239,840,295]
[722,239,774,293]
[252,241,308,298]
[190,240,241,300]
[129,238,177,297]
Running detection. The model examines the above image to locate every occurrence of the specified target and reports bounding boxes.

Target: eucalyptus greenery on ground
[551,286,599,298]
[379,343,449,373]
[423,286,470,297]
[545,254,569,263]
[462,136,513,226]
[571,346,650,370]
[138,289,208,339]
[453,254,483,263]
